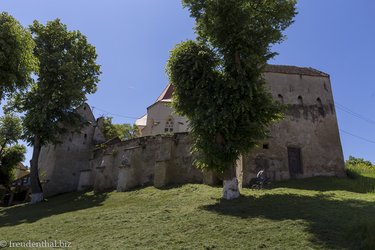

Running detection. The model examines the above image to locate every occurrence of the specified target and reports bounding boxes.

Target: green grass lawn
[1,169,375,249]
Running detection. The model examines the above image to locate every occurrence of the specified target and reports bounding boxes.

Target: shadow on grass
[272,175,375,194]
[0,191,108,227]
[201,193,375,249]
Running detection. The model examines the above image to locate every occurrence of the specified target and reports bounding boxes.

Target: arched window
[316,98,325,116]
[278,94,284,104]
[298,96,303,106]
[165,117,174,133]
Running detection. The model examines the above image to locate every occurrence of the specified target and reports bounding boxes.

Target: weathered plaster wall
[141,101,189,136]
[38,104,105,197]
[242,73,345,184]
[87,133,203,192]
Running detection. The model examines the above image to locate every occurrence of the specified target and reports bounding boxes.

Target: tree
[0,12,37,100]
[11,19,101,203]
[167,0,296,199]
[346,156,373,168]
[0,145,26,189]
[0,114,25,189]
[0,113,23,159]
[102,117,140,141]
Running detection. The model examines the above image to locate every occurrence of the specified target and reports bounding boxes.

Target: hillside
[1,173,375,249]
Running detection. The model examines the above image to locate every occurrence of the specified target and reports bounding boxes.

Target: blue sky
[1,0,374,164]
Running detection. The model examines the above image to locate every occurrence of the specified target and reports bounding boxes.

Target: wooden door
[288,147,303,177]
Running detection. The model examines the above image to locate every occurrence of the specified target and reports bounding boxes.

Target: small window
[263,144,269,150]
[278,94,284,104]
[298,96,303,106]
[165,117,174,133]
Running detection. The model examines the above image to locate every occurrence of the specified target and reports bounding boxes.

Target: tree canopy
[0,113,22,155]
[0,144,26,188]
[0,12,37,100]
[0,114,25,188]
[167,0,296,175]
[102,117,139,141]
[12,19,101,146]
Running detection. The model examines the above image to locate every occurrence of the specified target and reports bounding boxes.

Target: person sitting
[256,169,266,183]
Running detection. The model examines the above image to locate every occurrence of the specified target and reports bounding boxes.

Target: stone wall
[38,104,106,197]
[39,67,346,197]
[242,72,346,184]
[79,133,204,192]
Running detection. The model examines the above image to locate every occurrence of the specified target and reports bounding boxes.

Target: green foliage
[0,113,22,149]
[346,155,373,168]
[10,19,101,146]
[0,12,37,100]
[167,0,296,172]
[102,117,139,141]
[0,144,26,188]
[0,113,24,188]
[344,158,375,193]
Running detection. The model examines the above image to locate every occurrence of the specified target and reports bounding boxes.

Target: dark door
[288,147,303,177]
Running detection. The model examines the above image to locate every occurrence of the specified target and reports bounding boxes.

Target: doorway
[288,147,303,178]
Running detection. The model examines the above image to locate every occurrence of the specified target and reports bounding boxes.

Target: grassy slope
[1,174,375,249]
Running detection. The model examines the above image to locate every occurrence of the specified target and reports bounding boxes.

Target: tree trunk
[0,139,8,167]
[222,162,240,200]
[30,136,44,204]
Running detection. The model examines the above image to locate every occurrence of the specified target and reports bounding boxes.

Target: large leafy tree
[167,0,296,199]
[0,12,37,100]
[12,19,101,203]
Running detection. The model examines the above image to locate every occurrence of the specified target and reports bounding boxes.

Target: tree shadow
[0,191,108,227]
[201,193,375,249]
[272,176,375,194]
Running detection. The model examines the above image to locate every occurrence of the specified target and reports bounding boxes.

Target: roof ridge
[264,64,329,77]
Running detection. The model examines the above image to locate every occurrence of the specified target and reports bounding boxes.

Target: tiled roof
[264,65,329,77]
[156,84,174,101]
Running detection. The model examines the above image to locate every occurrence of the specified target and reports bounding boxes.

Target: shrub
[346,156,373,168]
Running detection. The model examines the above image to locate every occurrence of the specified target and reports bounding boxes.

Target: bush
[346,156,373,168]
[345,160,375,193]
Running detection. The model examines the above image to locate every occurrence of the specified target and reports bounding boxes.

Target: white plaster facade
[136,85,189,136]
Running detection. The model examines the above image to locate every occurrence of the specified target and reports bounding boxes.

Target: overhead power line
[340,129,375,145]
[92,106,140,120]
[335,102,375,126]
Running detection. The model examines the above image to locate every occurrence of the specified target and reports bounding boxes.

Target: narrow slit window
[278,94,284,104]
[298,96,303,106]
